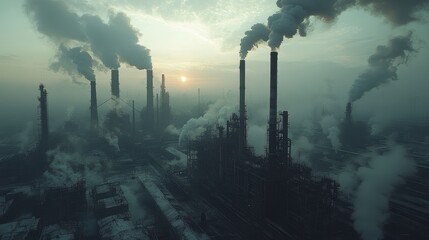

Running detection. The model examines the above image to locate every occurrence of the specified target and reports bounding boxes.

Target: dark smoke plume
[51,45,96,82]
[81,12,152,70]
[24,0,86,42]
[240,23,270,59]
[267,0,353,49]
[349,34,415,102]
[240,0,427,53]
[25,0,152,70]
[358,0,429,26]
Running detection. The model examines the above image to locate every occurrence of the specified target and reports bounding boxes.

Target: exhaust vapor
[267,0,353,49]
[25,0,152,73]
[51,44,96,82]
[335,141,417,240]
[349,34,415,102]
[241,0,428,55]
[240,23,270,59]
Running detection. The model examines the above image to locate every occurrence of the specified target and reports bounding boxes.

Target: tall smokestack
[38,84,48,151]
[239,60,246,153]
[156,93,159,130]
[281,111,290,162]
[346,102,352,124]
[268,51,278,158]
[111,69,119,98]
[146,69,154,129]
[90,81,98,130]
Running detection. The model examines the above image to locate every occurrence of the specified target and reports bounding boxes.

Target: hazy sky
[1,0,428,137]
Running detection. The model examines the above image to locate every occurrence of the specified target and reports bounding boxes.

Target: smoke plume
[51,45,96,82]
[267,0,353,49]
[25,0,152,71]
[353,143,416,240]
[179,98,235,145]
[335,142,417,240]
[81,12,152,70]
[44,134,110,187]
[240,23,270,59]
[320,115,341,151]
[24,0,86,42]
[358,0,429,26]
[349,34,415,102]
[240,0,427,54]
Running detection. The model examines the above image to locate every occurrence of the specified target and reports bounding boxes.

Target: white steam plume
[179,98,235,145]
[320,115,341,151]
[335,142,417,240]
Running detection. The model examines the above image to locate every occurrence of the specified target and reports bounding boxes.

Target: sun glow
[180,76,187,82]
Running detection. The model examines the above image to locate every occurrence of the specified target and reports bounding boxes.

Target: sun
[180,76,187,82]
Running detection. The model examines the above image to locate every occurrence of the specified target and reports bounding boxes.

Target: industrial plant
[1,0,429,240]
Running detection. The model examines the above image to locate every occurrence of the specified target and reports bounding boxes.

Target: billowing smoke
[25,0,152,71]
[241,0,427,54]
[247,124,266,156]
[17,121,36,153]
[179,98,235,145]
[24,0,86,42]
[335,142,417,240]
[43,135,110,187]
[291,135,314,166]
[320,115,341,151]
[165,125,181,136]
[239,23,270,59]
[358,0,429,26]
[81,12,152,70]
[267,0,353,49]
[105,132,120,152]
[51,44,96,82]
[349,34,415,102]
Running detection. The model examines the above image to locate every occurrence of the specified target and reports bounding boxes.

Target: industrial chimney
[146,69,154,129]
[90,81,99,130]
[345,102,352,124]
[268,51,278,158]
[38,84,48,151]
[281,111,291,163]
[239,59,247,154]
[111,69,119,98]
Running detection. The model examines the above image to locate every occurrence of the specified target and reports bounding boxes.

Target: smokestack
[90,81,98,130]
[346,102,352,124]
[239,60,246,153]
[38,84,48,151]
[156,93,159,130]
[268,51,278,158]
[146,69,154,129]
[281,111,290,162]
[111,69,119,98]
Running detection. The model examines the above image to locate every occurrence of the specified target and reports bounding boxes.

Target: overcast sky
[1,0,428,138]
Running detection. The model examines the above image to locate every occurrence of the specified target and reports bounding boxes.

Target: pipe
[111,69,119,98]
[90,81,99,130]
[146,69,154,128]
[281,111,289,162]
[268,52,278,157]
[38,84,48,150]
[239,60,246,153]
[346,102,352,124]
